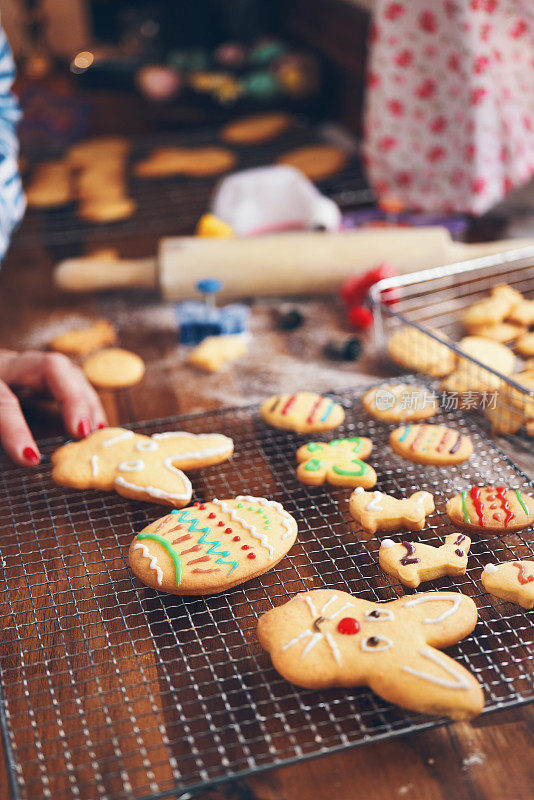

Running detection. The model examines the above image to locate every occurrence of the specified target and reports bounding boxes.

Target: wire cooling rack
[14,120,371,251]
[0,383,533,800]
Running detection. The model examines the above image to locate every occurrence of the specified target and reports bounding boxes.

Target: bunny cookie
[349,487,435,535]
[379,533,471,588]
[258,589,483,719]
[52,427,234,507]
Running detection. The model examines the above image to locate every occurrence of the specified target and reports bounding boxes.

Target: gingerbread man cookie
[349,487,435,535]
[260,392,345,433]
[296,437,376,488]
[390,424,473,465]
[379,533,471,588]
[52,427,234,507]
[362,383,438,423]
[258,589,483,719]
[481,561,534,609]
[446,486,534,534]
[129,496,298,594]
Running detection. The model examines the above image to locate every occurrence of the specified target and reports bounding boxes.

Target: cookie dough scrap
[386,326,456,377]
[349,487,435,535]
[188,334,248,372]
[52,427,234,508]
[258,589,483,719]
[481,561,534,609]
[129,496,298,594]
[277,144,348,181]
[362,383,438,423]
[83,347,145,389]
[390,424,473,466]
[296,437,376,488]
[50,319,117,356]
[446,486,534,534]
[379,533,470,589]
[220,112,293,144]
[260,392,345,433]
[134,146,236,178]
[26,160,72,208]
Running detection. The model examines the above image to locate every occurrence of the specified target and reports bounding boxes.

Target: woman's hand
[0,349,107,466]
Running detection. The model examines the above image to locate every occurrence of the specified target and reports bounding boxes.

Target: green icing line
[237,503,244,508]
[306,443,322,452]
[515,489,529,516]
[332,460,368,477]
[136,533,183,587]
[304,458,323,472]
[460,491,470,524]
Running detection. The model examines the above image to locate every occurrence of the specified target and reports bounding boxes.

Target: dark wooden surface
[0,227,533,800]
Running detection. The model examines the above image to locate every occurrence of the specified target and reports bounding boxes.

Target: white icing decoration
[364,608,395,622]
[361,635,393,652]
[102,430,135,448]
[484,563,498,574]
[300,632,323,659]
[90,455,99,478]
[302,595,318,618]
[281,629,312,652]
[213,497,276,558]
[136,440,158,452]
[366,491,384,513]
[403,594,462,624]
[132,543,163,586]
[381,539,395,549]
[318,595,338,616]
[236,495,295,541]
[402,647,471,690]
[324,632,341,665]
[326,601,354,620]
[354,486,365,494]
[152,432,233,461]
[114,468,192,502]
[118,459,145,472]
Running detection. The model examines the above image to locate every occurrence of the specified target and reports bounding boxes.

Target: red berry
[241,544,249,550]
[337,617,360,635]
[348,305,373,329]
[225,528,232,533]
[247,553,256,559]
[233,536,240,541]
[340,263,398,307]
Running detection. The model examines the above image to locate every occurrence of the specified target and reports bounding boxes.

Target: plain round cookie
[446,486,534,534]
[390,424,473,465]
[260,392,345,433]
[465,321,526,343]
[516,331,534,357]
[128,496,298,594]
[457,336,516,376]
[220,112,293,144]
[83,347,145,389]
[50,319,117,356]
[386,326,456,377]
[277,144,347,181]
[362,383,438,423]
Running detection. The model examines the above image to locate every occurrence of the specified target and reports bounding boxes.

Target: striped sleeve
[0,29,25,262]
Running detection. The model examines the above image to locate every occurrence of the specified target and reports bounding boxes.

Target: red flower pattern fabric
[363,0,534,215]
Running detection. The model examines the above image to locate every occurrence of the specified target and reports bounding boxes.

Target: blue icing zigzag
[171,508,239,575]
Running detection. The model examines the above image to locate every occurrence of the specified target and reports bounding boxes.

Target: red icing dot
[247,553,256,559]
[337,617,360,635]
[486,495,496,501]
[218,521,225,526]
[208,512,216,519]
[198,504,206,510]
[193,502,199,506]
[225,528,232,533]
[493,513,501,520]
[241,545,249,550]
[233,536,240,542]
[489,503,498,509]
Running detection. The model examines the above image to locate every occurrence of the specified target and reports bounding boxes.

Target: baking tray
[0,383,533,800]
[370,248,534,440]
[14,120,372,251]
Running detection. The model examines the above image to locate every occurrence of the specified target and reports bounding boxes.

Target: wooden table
[0,230,533,800]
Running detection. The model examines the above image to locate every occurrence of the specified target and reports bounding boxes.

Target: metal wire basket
[0,384,533,800]
[370,248,534,441]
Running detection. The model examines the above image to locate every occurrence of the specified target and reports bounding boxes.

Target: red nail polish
[23,447,40,465]
[97,423,106,430]
[78,418,91,438]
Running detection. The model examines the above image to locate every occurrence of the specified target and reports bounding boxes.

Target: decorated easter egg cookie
[390,424,473,465]
[129,496,298,593]
[446,486,534,533]
[260,392,345,433]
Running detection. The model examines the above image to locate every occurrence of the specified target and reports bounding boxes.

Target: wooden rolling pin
[54,228,534,300]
